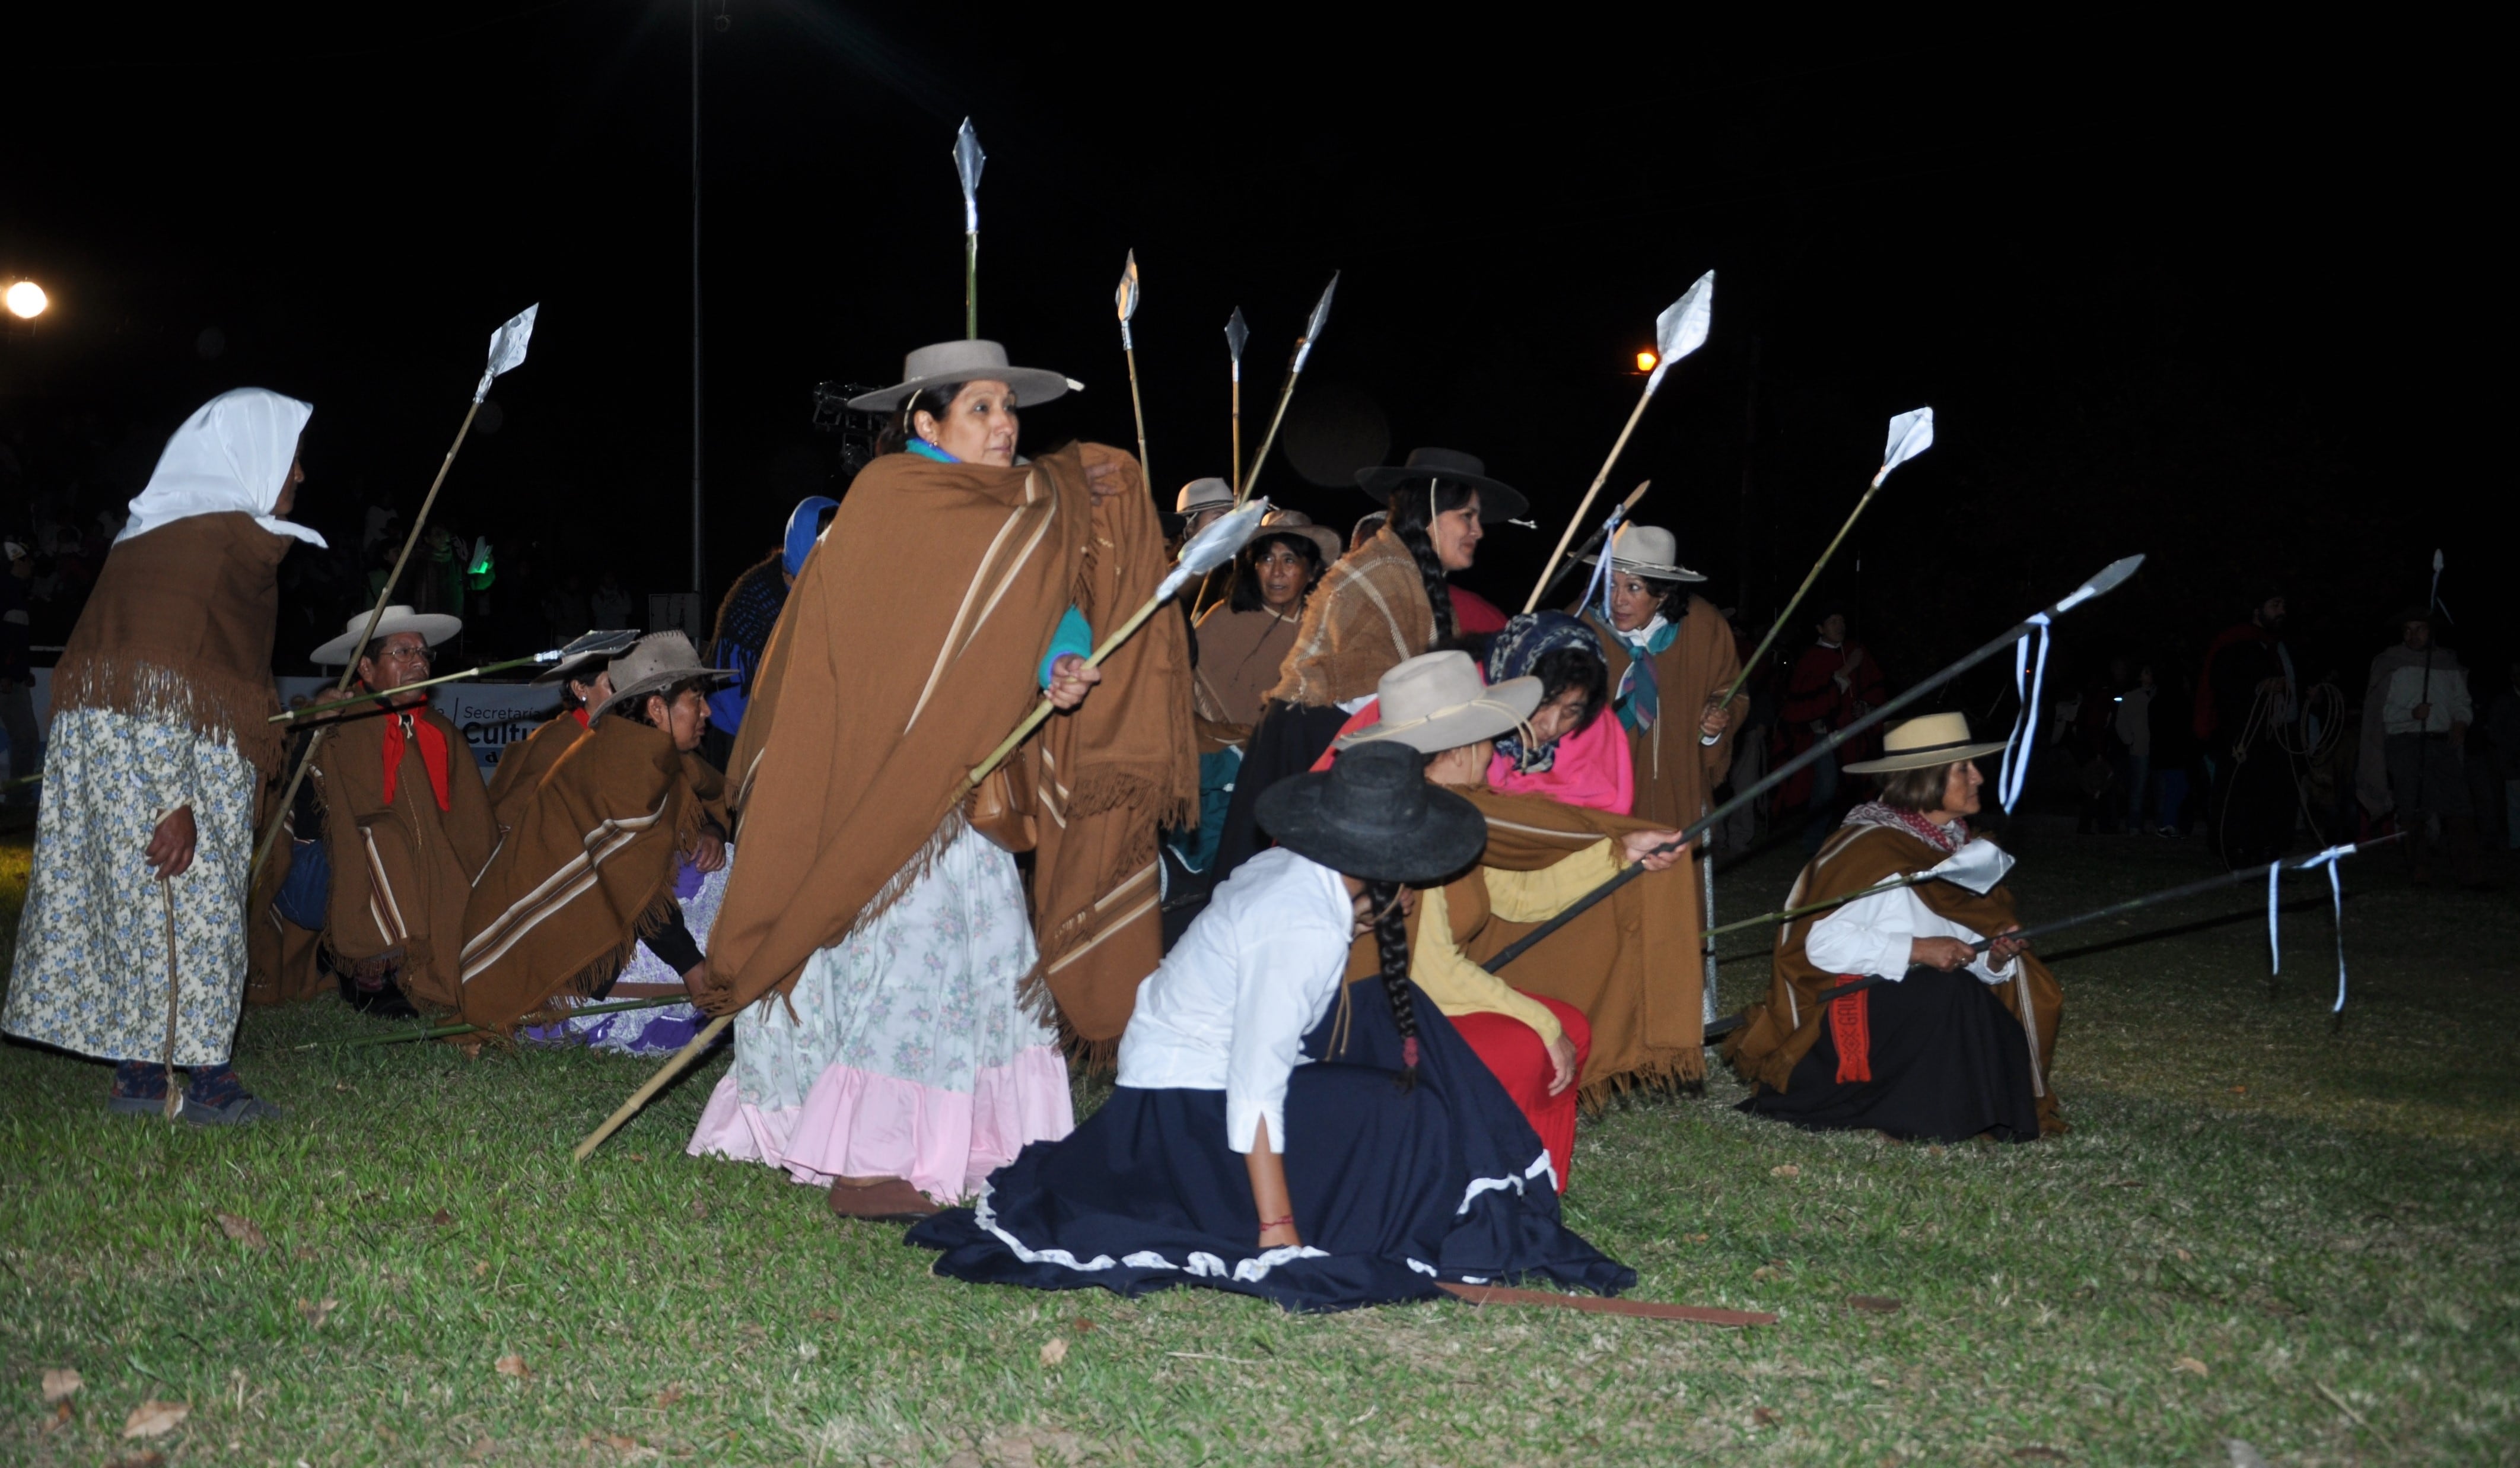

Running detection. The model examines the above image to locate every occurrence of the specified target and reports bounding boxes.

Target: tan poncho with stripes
[1267,528,1435,707]
[698,443,1193,1046]
[311,703,497,1009]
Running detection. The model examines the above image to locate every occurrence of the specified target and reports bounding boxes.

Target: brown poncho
[1343,786,1706,1095]
[457,717,718,1032]
[700,442,1193,1044]
[1584,595,1746,830]
[1192,603,1302,729]
[50,511,292,779]
[1722,823,2064,1132]
[1268,529,1435,707]
[311,703,497,1010]
[485,710,587,834]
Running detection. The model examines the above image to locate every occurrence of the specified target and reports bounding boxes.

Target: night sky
[2,8,2502,695]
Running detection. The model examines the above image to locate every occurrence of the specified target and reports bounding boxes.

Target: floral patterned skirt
[686,821,1074,1203]
[4,708,257,1067]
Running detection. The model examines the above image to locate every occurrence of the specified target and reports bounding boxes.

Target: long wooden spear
[1225,307,1249,499]
[1717,406,1934,709]
[270,629,637,725]
[1234,273,1338,510]
[1523,271,1713,613]
[1482,555,2147,975]
[571,501,1272,1162]
[1532,480,1652,611]
[1116,251,1151,491]
[248,304,540,885]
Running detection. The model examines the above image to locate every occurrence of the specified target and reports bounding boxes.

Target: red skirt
[1450,995,1592,1191]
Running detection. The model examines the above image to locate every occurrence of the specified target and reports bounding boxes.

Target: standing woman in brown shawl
[4,389,323,1124]
[689,340,1193,1221]
[1211,447,1526,882]
[1577,524,1745,829]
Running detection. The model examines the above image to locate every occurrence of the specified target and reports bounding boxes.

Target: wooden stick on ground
[574,1014,731,1161]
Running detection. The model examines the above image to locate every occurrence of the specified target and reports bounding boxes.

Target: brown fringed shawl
[1028,444,1198,1050]
[50,511,292,778]
[457,717,715,1033]
[1339,787,1704,1096]
[485,711,586,834]
[1722,824,2063,1132]
[312,703,497,1011]
[1584,595,1745,830]
[698,442,1191,1028]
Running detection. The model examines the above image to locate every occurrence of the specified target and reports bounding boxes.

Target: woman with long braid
[909,741,1633,1312]
[1210,448,1527,884]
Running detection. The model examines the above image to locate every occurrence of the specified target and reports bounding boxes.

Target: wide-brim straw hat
[1334,650,1544,755]
[1256,739,1488,884]
[310,605,462,666]
[1355,447,1529,524]
[1254,509,1342,566]
[593,630,736,720]
[1840,711,2012,775]
[1579,523,1707,583]
[843,339,1075,414]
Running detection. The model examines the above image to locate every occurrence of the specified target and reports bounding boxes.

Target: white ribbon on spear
[1524,271,1714,612]
[250,303,540,884]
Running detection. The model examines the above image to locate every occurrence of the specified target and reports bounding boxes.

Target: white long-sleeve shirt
[1806,880,2018,987]
[1115,847,1354,1155]
[2381,663,2472,735]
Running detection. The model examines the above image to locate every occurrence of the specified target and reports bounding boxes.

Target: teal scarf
[1609,618,1678,735]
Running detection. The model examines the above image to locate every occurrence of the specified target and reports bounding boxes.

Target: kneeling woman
[909,742,1635,1311]
[1723,714,2064,1141]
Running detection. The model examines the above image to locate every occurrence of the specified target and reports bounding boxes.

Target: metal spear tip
[557,628,641,659]
[953,117,985,202]
[1291,272,1339,373]
[1225,306,1249,364]
[1879,407,1934,478]
[1115,250,1141,324]
[1156,498,1270,602]
[2054,554,2147,612]
[1644,271,1714,393]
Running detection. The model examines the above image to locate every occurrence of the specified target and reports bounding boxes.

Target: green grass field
[2,822,2514,1466]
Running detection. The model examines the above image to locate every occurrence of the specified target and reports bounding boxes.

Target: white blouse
[1115,847,1356,1155]
[1806,881,2018,987]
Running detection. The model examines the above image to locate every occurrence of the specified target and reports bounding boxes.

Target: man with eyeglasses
[305,605,497,1016]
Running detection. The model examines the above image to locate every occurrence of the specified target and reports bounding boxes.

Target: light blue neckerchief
[906,439,960,465]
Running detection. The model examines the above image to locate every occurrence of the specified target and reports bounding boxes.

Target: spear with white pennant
[1524,271,1713,612]
[270,629,639,725]
[250,304,540,883]
[1718,406,1934,710]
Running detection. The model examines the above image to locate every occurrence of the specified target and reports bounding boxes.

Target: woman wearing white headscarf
[4,389,324,1125]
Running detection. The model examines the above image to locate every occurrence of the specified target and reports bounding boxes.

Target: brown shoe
[825,1177,941,1222]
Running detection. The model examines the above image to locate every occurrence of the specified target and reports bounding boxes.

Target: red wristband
[1257,1214,1294,1232]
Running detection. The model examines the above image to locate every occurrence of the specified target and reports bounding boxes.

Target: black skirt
[907,980,1636,1312]
[1740,966,2041,1143]
[1209,700,1354,884]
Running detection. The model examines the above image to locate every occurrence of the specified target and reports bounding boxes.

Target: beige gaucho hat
[1335,650,1544,755]
[594,631,735,720]
[1840,711,2012,775]
[844,339,1077,414]
[1176,477,1234,516]
[1255,509,1342,565]
[310,605,462,666]
[1580,523,1706,583]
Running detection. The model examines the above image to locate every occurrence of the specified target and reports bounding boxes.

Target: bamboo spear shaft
[1225,308,1249,499]
[1234,273,1338,511]
[270,630,637,725]
[1116,252,1151,491]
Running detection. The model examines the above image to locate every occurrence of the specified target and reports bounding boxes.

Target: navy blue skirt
[907,979,1636,1312]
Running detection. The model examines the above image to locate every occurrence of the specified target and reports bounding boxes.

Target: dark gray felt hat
[1255,739,1488,884]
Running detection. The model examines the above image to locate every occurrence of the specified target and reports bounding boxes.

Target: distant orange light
[1634,349,1657,373]
[4,281,47,320]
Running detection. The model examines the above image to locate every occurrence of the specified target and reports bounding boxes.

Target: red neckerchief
[380,710,452,812]
[569,706,591,729]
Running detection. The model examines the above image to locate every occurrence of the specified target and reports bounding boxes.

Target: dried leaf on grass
[1769,1164,1801,1178]
[1751,1406,1779,1426]
[494,1353,532,1380]
[1039,1337,1069,1367]
[432,1209,456,1227]
[1847,1294,1905,1313]
[42,1367,82,1402]
[296,1297,340,1329]
[40,1400,72,1434]
[121,1398,189,1438]
[1752,1266,1781,1283]
[654,1384,686,1409]
[2012,1449,2069,1461]
[106,1452,166,1468]
[215,1212,268,1250]
[2174,1356,2210,1377]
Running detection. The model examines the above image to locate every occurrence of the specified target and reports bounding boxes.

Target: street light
[4,280,47,320]
[1634,348,1657,373]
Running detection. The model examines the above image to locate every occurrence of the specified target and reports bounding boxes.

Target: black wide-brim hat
[1255,739,1488,884]
[1355,447,1528,524]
